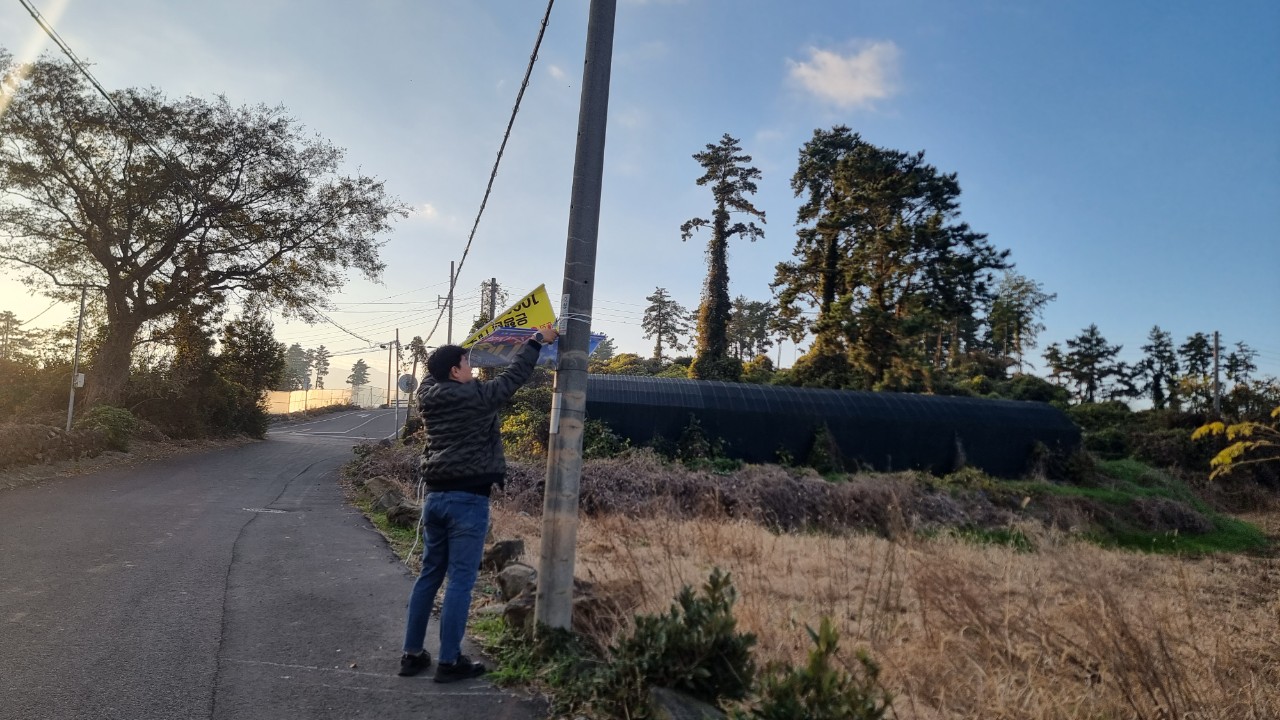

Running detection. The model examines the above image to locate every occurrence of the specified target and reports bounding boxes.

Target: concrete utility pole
[535,0,617,631]
[65,287,87,433]
[385,340,393,407]
[488,277,498,322]
[394,328,401,434]
[1213,330,1221,416]
[436,261,457,345]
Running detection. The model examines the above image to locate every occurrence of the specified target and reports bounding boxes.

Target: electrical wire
[18,299,59,325]
[418,0,556,347]
[17,0,387,346]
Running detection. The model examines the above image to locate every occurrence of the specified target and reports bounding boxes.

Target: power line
[419,0,556,346]
[17,2,390,348]
[18,299,60,326]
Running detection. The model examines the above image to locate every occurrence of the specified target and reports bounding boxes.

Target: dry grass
[488,505,1280,720]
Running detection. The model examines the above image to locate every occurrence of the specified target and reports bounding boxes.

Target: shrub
[1084,427,1130,461]
[1005,373,1071,404]
[583,419,629,459]
[75,405,137,451]
[735,618,892,720]
[676,414,713,463]
[807,423,845,474]
[587,568,757,718]
[1068,401,1134,433]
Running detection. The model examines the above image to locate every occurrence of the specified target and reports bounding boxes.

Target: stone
[497,563,537,601]
[475,603,507,617]
[648,687,726,720]
[503,588,536,633]
[482,539,525,571]
[374,491,404,512]
[363,475,399,498]
[386,501,421,528]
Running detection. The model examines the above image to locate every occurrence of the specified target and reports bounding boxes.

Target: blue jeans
[402,491,490,663]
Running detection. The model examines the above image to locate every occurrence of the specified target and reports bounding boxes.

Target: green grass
[1098,515,1269,555]
[995,459,1270,556]
[954,527,1035,553]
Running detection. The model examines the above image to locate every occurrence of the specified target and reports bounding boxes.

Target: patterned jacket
[417,340,541,492]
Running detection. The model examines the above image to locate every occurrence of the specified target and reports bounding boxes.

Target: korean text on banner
[460,284,556,348]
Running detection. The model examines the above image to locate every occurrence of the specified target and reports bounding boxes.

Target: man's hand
[537,327,559,345]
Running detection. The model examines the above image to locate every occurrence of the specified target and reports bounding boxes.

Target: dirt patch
[0,436,260,492]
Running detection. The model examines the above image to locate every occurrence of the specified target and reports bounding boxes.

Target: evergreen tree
[1056,325,1125,403]
[404,337,428,381]
[773,126,861,342]
[1179,332,1215,410]
[279,343,313,390]
[681,134,765,381]
[311,345,332,389]
[1138,326,1179,410]
[1179,332,1213,378]
[1225,341,1258,384]
[726,296,775,360]
[219,313,286,393]
[773,127,1009,390]
[642,287,693,362]
[0,310,34,362]
[347,359,371,391]
[592,336,617,362]
[1042,342,1067,388]
[986,272,1056,371]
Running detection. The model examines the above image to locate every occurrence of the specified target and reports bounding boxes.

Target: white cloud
[548,64,566,82]
[787,41,901,109]
[409,202,438,220]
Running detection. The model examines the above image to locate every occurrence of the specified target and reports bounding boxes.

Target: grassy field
[347,444,1279,718]
[484,505,1279,719]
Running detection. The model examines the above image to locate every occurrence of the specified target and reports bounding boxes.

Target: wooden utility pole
[535,0,617,631]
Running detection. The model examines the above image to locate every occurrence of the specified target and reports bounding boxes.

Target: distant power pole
[487,277,498,322]
[1212,330,1221,416]
[437,261,456,345]
[536,0,617,632]
[65,287,88,433]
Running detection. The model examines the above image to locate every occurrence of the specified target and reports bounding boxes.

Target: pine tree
[311,345,332,389]
[1062,325,1125,403]
[280,343,313,390]
[1225,341,1257,384]
[986,272,1056,371]
[682,134,765,381]
[347,359,371,390]
[642,287,692,362]
[219,313,286,393]
[726,296,775,360]
[1138,326,1179,410]
[773,127,1009,389]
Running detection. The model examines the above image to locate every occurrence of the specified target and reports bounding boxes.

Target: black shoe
[398,651,432,677]
[433,654,486,683]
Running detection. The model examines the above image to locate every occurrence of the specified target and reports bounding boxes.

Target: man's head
[427,345,472,383]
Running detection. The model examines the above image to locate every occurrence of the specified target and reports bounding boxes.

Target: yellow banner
[460,284,556,347]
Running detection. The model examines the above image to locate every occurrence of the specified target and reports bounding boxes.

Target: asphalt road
[0,410,545,720]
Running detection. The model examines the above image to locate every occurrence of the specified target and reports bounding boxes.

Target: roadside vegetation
[344,391,1280,719]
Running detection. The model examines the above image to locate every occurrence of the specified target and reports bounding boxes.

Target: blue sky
[2,0,1278,384]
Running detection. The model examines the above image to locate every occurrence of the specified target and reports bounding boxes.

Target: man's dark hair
[427,345,467,382]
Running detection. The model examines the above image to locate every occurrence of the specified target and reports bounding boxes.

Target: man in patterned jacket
[397,327,558,683]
